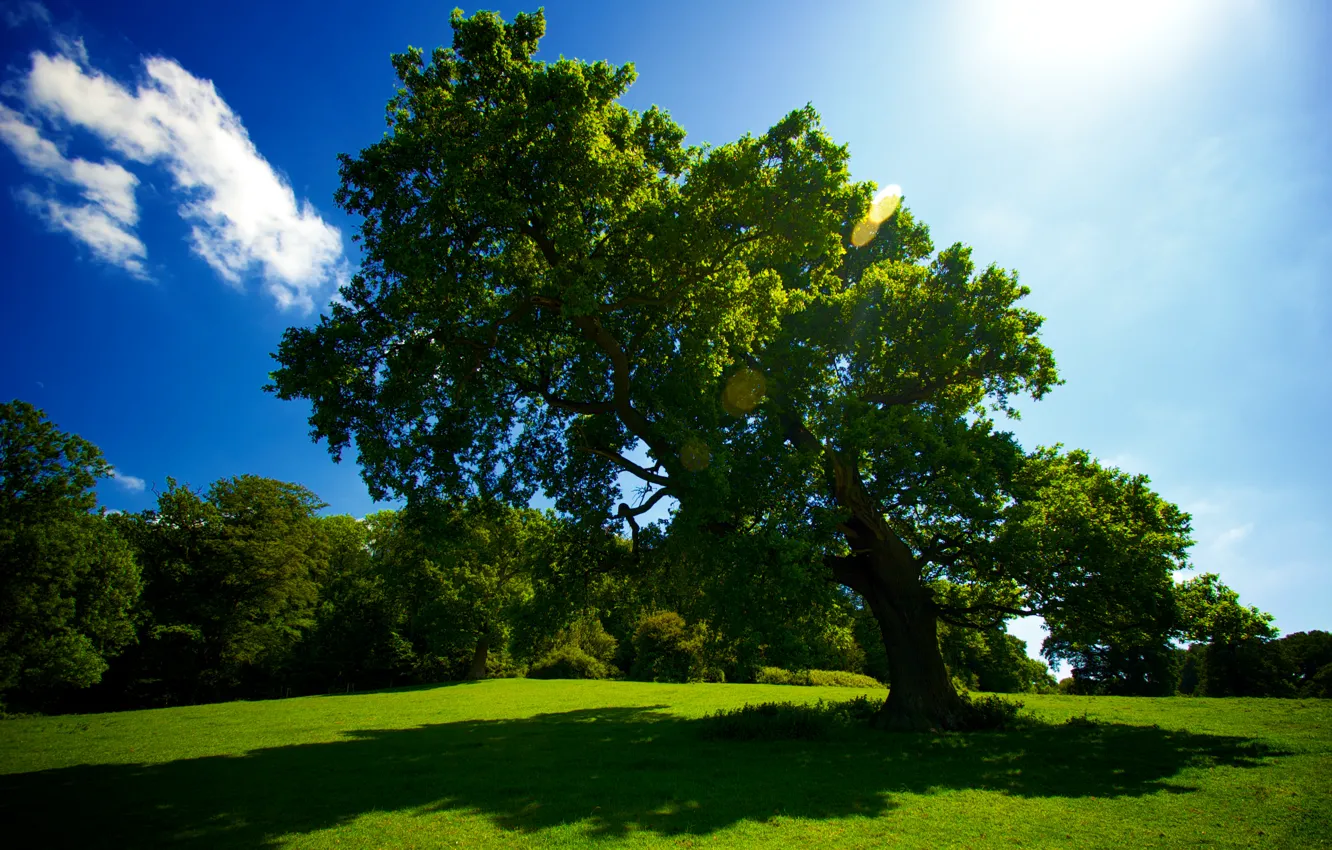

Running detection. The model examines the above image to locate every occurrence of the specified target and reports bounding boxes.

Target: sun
[975,0,1208,76]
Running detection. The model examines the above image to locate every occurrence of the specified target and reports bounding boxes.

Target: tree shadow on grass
[0,707,1285,848]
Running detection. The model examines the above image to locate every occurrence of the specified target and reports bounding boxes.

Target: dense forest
[3,399,1328,715]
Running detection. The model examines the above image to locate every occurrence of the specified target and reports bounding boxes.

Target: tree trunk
[466,628,491,680]
[834,545,975,731]
[814,444,976,731]
[862,567,975,730]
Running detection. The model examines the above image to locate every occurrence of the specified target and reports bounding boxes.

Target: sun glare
[976,0,1208,75]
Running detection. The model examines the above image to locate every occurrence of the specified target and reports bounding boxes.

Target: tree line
[2,400,1328,715]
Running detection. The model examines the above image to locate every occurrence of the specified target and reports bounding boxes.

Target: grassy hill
[2,679,1328,848]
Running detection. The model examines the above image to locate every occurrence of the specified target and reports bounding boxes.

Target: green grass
[1,679,1328,849]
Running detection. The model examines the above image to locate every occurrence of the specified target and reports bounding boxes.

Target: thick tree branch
[614,487,673,554]
[826,553,870,595]
[573,445,670,486]
[570,314,675,464]
[617,486,672,520]
[511,377,616,415]
[520,220,561,269]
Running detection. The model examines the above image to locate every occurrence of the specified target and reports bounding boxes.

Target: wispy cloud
[16,186,147,275]
[1212,522,1254,549]
[3,1,49,29]
[111,468,146,493]
[0,101,146,276]
[16,48,346,311]
[0,25,346,311]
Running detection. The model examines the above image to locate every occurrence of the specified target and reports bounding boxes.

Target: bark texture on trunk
[774,402,978,730]
[835,548,976,731]
[822,447,975,731]
[466,629,491,680]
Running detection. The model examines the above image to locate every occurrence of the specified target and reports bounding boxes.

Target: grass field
[2,679,1328,849]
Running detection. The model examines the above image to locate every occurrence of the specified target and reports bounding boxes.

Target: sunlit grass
[2,679,1328,848]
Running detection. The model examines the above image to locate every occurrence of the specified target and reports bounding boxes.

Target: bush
[526,645,615,680]
[754,666,886,689]
[703,696,880,741]
[967,694,1026,730]
[1306,662,1332,699]
[630,611,721,682]
[1063,711,1101,727]
[566,618,619,667]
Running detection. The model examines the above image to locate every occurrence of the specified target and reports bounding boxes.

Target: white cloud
[3,1,49,28]
[0,101,148,275]
[0,102,140,221]
[18,50,345,312]
[51,32,87,65]
[111,469,146,493]
[15,186,147,276]
[1212,522,1254,550]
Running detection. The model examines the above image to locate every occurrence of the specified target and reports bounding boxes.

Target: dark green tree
[1176,573,1288,697]
[270,10,1191,729]
[1280,631,1332,697]
[998,449,1192,696]
[630,611,710,683]
[281,514,404,693]
[114,476,328,703]
[0,401,141,708]
[363,500,558,681]
[938,623,1056,694]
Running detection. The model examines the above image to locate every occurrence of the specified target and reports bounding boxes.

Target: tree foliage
[112,476,328,703]
[1176,573,1277,645]
[996,449,1191,695]
[1172,573,1287,697]
[268,9,1206,729]
[0,401,140,707]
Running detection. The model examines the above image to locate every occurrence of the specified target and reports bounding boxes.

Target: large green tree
[270,10,1189,729]
[999,449,1191,695]
[284,514,404,693]
[0,401,140,707]
[1175,573,1287,697]
[114,476,329,703]
[352,500,559,682]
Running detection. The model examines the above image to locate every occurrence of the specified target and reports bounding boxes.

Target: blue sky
[1,0,1328,661]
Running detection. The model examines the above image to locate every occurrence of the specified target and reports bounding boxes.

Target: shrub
[526,645,615,680]
[967,694,1026,730]
[755,666,885,689]
[566,618,619,667]
[631,611,718,682]
[1306,662,1332,699]
[703,696,880,741]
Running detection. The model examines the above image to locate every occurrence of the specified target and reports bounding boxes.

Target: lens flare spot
[850,218,880,248]
[721,367,767,417]
[680,438,710,472]
[868,184,902,224]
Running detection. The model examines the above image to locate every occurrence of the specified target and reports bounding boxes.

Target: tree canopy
[270,9,1197,729]
[0,400,140,707]
[111,476,328,703]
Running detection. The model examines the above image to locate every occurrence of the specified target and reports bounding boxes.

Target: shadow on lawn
[1,707,1283,848]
